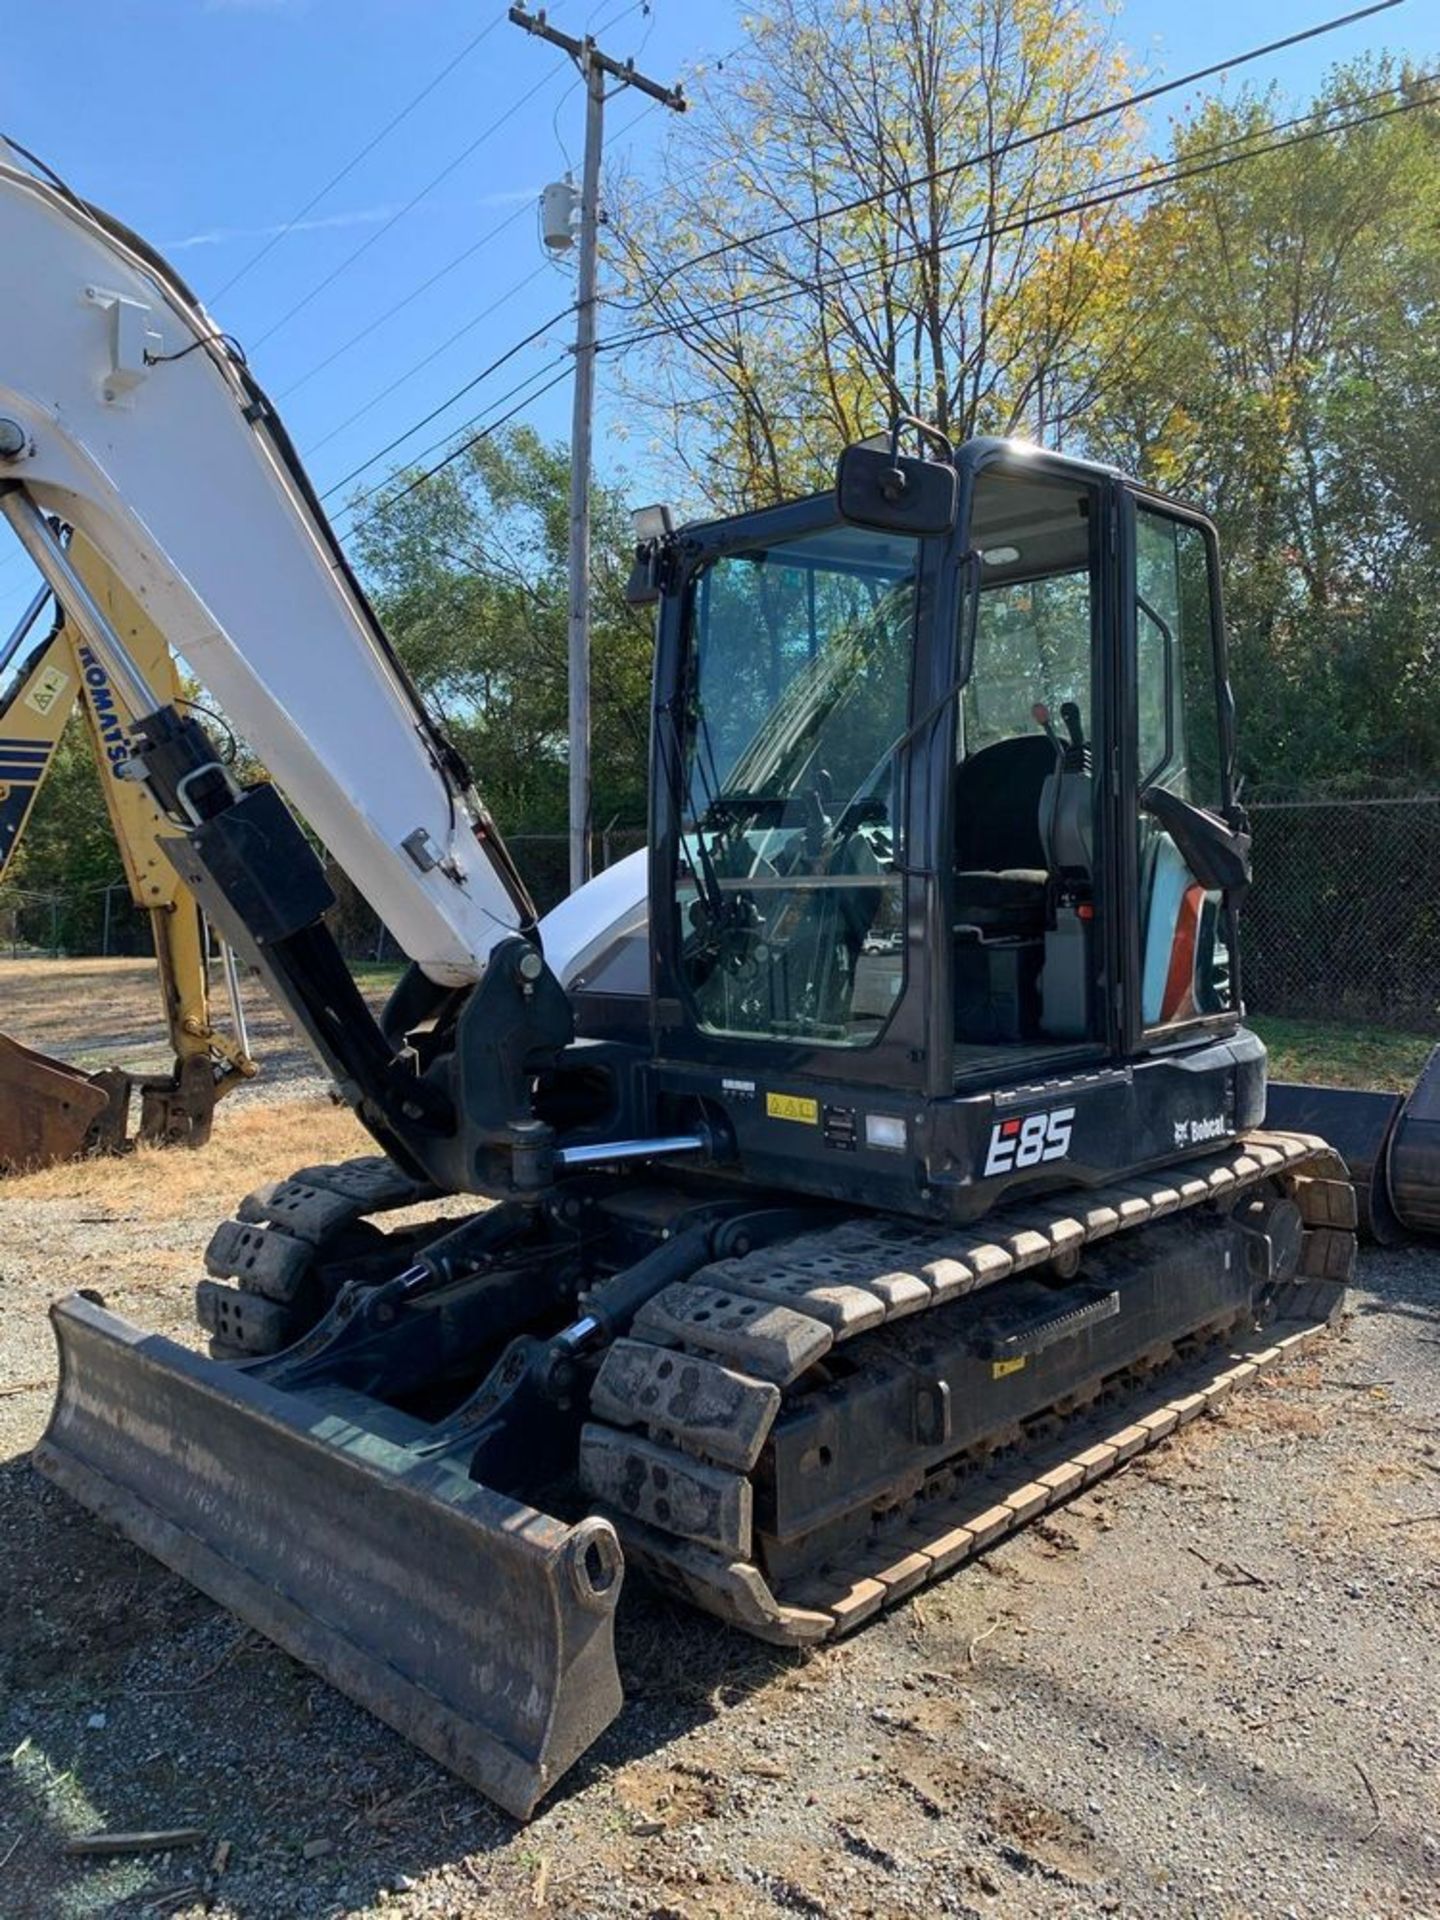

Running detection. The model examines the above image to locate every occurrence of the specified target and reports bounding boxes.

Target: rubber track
[580,1130,1355,1646]
[196,1156,431,1355]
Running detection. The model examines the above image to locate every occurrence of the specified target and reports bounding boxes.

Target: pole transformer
[509,6,685,892]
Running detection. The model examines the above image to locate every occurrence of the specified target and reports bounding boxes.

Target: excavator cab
[634,432,1257,1222]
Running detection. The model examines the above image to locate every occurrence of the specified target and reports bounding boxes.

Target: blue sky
[1,0,1435,635]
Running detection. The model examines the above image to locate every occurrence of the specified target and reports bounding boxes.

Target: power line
[598,77,1440,359]
[277,7,690,409]
[621,0,1405,309]
[343,364,575,539]
[331,352,574,523]
[319,310,574,500]
[250,63,566,349]
[605,82,1436,352]
[332,352,573,521]
[278,199,536,400]
[306,261,554,456]
[246,0,646,352]
[314,74,1414,655]
[582,0,647,32]
[208,10,510,305]
[547,0,646,159]
[303,18,737,532]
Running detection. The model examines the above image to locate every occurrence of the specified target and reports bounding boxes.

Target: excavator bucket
[35,1292,626,1820]
[0,1032,129,1170]
[1388,1046,1440,1237]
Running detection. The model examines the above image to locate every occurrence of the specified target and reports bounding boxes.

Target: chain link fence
[4,808,1433,1034]
[1243,792,1440,1031]
[0,829,649,965]
[0,877,153,959]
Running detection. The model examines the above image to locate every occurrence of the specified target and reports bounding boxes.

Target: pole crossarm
[507,7,687,110]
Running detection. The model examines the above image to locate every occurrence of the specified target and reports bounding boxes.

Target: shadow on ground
[1349,1241,1440,1331]
[0,1446,798,1917]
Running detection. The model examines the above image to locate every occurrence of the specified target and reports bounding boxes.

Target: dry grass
[0,953,324,1078]
[1,956,198,1052]
[0,1096,372,1218]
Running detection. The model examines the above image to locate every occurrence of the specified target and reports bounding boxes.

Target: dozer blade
[0,1031,120,1170]
[35,1292,625,1820]
[1264,1079,1404,1241]
[1388,1045,1440,1239]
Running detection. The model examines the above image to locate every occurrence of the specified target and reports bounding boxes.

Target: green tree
[1087,60,1440,792]
[612,0,1143,511]
[350,426,653,843]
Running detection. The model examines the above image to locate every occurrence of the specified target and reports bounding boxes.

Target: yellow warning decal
[24,666,69,717]
[991,1355,1027,1379]
[766,1092,819,1125]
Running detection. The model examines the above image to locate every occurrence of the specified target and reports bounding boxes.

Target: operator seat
[952,735,1055,936]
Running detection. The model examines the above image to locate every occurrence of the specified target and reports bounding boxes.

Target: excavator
[0,552,257,1167]
[2,137,1363,1819]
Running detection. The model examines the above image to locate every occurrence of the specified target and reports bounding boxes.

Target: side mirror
[625,546,662,607]
[836,443,957,536]
[625,502,675,607]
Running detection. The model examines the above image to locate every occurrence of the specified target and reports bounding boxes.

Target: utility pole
[509,5,684,892]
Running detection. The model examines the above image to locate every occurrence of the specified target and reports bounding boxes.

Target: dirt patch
[0,955,312,1081]
[885,1723,1121,1884]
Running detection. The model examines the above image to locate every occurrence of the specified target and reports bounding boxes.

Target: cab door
[1121,491,1244,1045]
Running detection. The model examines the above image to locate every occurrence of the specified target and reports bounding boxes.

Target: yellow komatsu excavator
[0,533,257,1169]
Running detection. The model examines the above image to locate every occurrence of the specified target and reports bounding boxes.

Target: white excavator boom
[0,140,621,989]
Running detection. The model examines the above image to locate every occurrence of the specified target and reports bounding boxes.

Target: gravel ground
[0,969,1437,1919]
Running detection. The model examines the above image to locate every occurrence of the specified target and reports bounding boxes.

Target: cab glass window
[1136,511,1223,807]
[1134,506,1233,1027]
[672,523,917,1046]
